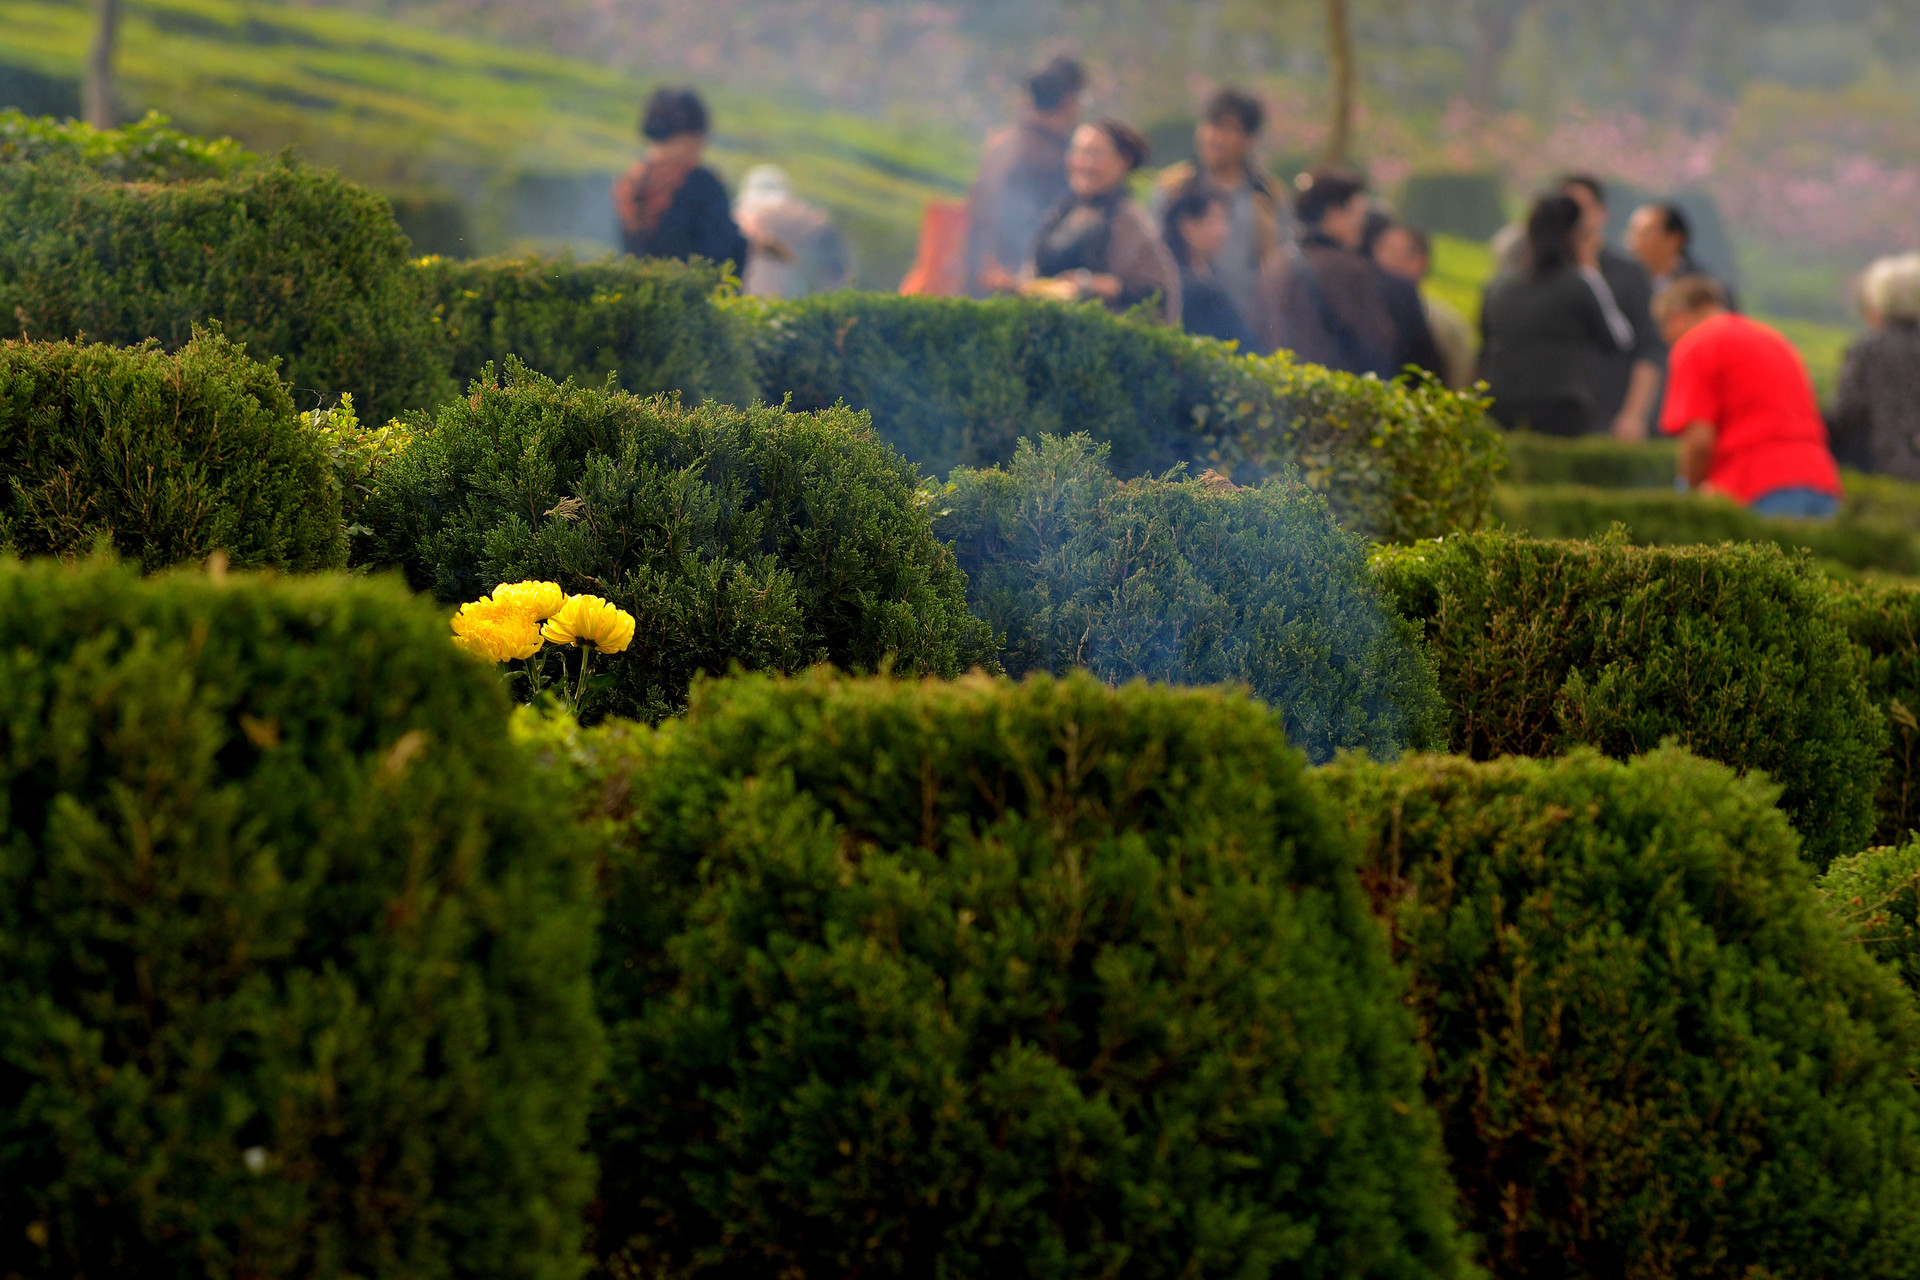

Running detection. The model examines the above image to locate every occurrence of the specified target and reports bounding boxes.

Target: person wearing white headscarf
[733,165,851,298]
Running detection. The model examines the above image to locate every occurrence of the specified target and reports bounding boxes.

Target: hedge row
[1837,581,1920,844]
[1821,837,1920,996]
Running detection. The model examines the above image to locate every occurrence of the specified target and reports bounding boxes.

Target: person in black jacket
[613,88,749,270]
[1361,209,1446,380]
[1162,186,1257,348]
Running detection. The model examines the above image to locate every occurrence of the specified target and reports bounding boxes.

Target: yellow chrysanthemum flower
[541,594,636,655]
[450,597,544,662]
[489,580,566,622]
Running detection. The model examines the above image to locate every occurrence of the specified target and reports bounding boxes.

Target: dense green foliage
[0,107,251,179]
[1820,837,1920,996]
[0,334,343,571]
[0,558,601,1280]
[937,434,1440,761]
[1835,580,1920,843]
[0,151,453,421]
[747,292,1502,541]
[543,670,1468,1280]
[420,254,760,407]
[1498,431,1678,488]
[1373,530,1885,864]
[362,362,997,722]
[1320,747,1920,1280]
[1396,172,1507,241]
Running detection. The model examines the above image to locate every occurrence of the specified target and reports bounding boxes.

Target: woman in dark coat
[1828,253,1920,479]
[1479,194,1635,436]
[1162,186,1257,348]
[613,88,749,270]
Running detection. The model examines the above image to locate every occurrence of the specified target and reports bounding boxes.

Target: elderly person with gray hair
[1829,252,1920,479]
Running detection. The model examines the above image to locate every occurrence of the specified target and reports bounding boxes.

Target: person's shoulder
[1155,161,1199,194]
[1600,245,1651,283]
[685,166,730,198]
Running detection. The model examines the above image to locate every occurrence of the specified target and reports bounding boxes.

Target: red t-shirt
[1659,313,1840,503]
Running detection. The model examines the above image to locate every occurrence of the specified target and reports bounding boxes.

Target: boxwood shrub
[1836,580,1920,844]
[0,147,452,420]
[1820,836,1920,996]
[361,361,997,722]
[0,108,252,180]
[0,558,601,1280]
[541,670,1469,1280]
[0,333,344,571]
[745,292,1502,542]
[420,253,759,407]
[1319,747,1920,1280]
[937,433,1440,761]
[1373,530,1885,865]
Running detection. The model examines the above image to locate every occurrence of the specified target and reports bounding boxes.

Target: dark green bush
[937,433,1440,761]
[0,148,453,421]
[744,292,1502,541]
[0,333,344,571]
[1396,172,1507,241]
[1820,837,1920,995]
[0,558,600,1280]
[1373,530,1885,864]
[1498,431,1678,488]
[420,254,758,407]
[362,361,997,722]
[1835,580,1920,844]
[546,669,1469,1280]
[1319,747,1920,1280]
[1493,483,1920,577]
[0,108,251,180]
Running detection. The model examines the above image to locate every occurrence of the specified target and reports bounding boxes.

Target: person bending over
[1657,274,1842,518]
[613,88,749,270]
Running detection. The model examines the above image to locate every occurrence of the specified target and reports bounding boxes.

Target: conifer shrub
[0,149,452,420]
[1835,580,1920,844]
[746,292,1501,541]
[1820,837,1920,995]
[937,434,1440,761]
[0,333,344,571]
[0,558,601,1280]
[420,254,759,408]
[545,669,1469,1280]
[1319,747,1920,1280]
[1373,530,1885,864]
[361,362,997,722]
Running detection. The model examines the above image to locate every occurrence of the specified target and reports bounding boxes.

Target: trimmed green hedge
[1820,837,1920,996]
[937,433,1440,761]
[0,149,452,421]
[744,292,1502,542]
[0,558,600,1280]
[1373,530,1886,864]
[1321,747,1920,1280]
[1836,580,1920,844]
[542,670,1469,1280]
[362,362,997,722]
[0,333,344,571]
[0,108,251,180]
[420,254,759,407]
[1498,431,1677,489]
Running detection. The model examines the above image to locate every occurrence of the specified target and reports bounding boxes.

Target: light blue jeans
[1748,486,1839,519]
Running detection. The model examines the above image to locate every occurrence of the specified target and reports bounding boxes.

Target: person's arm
[1612,360,1661,441]
[1677,420,1716,489]
[1099,205,1180,319]
[686,170,748,272]
[1826,344,1874,472]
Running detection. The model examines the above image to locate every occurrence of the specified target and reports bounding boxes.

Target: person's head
[736,164,791,219]
[1653,273,1730,346]
[641,88,710,160]
[1627,202,1691,278]
[1359,207,1394,259]
[1295,167,1369,249]
[1860,252,1920,330]
[1373,223,1431,282]
[1524,193,1586,277]
[1028,56,1087,131]
[1195,88,1262,175]
[1067,119,1149,198]
[1560,172,1608,239]
[1163,186,1230,267]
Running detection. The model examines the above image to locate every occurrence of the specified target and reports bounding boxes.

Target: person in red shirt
[1657,274,1842,517]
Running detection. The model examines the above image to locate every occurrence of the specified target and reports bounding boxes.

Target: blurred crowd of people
[611,73,1920,521]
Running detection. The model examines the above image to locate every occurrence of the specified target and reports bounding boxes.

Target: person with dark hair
[1359,208,1446,380]
[1560,173,1661,438]
[1657,274,1841,516]
[1373,222,1476,389]
[963,55,1086,297]
[1163,186,1256,347]
[612,87,750,268]
[983,119,1179,322]
[1478,193,1636,436]
[1254,168,1397,374]
[1150,88,1288,331]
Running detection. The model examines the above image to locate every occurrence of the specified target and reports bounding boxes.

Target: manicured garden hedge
[1820,837,1920,996]
[0,149,452,421]
[1321,747,1920,1280]
[420,253,759,407]
[937,433,1440,761]
[0,333,344,571]
[0,558,600,1280]
[1498,430,1678,489]
[1373,530,1885,864]
[0,108,250,180]
[745,292,1502,542]
[362,362,997,722]
[541,670,1469,1280]
[1836,580,1920,844]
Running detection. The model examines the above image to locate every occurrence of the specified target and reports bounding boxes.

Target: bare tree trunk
[1465,0,1528,109]
[1323,0,1355,164]
[85,0,121,129]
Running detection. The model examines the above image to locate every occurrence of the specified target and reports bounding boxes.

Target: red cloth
[899,200,969,296]
[1660,312,1841,503]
